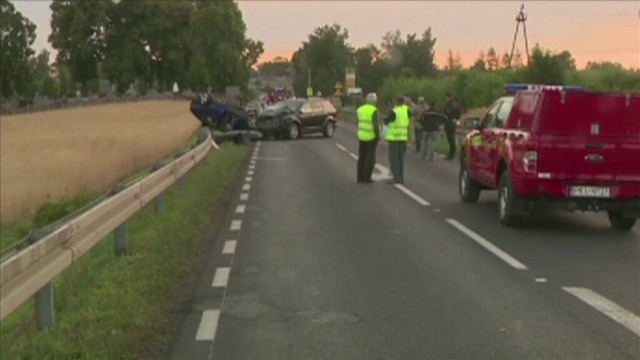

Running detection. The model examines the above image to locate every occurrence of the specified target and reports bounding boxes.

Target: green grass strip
[1,143,249,360]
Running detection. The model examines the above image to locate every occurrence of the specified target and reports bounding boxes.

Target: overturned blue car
[189,93,262,144]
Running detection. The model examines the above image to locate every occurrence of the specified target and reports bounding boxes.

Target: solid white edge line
[212,267,231,287]
[563,287,640,338]
[222,240,237,254]
[235,204,246,214]
[230,219,242,231]
[394,184,430,206]
[242,184,251,191]
[239,193,249,201]
[336,143,348,152]
[195,309,220,341]
[445,219,529,270]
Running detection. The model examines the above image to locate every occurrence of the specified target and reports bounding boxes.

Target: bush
[378,67,640,110]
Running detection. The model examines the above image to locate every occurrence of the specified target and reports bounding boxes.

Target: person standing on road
[443,92,461,160]
[356,93,381,184]
[383,96,410,184]
[420,101,446,161]
[412,97,429,153]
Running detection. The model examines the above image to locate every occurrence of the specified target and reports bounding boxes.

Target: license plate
[570,186,611,198]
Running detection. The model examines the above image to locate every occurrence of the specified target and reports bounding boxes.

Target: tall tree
[524,45,575,84]
[0,0,36,98]
[486,47,499,71]
[291,24,354,96]
[49,0,112,92]
[257,57,292,77]
[30,50,58,98]
[353,44,383,93]
[188,0,260,92]
[380,28,437,78]
[470,51,486,72]
[445,50,463,71]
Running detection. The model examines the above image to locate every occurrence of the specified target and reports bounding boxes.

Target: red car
[459,84,640,231]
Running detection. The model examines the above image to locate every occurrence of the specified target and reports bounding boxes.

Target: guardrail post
[27,229,57,329]
[155,193,165,214]
[115,222,128,256]
[35,282,55,329]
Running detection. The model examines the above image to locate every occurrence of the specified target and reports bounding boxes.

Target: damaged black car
[255,97,338,140]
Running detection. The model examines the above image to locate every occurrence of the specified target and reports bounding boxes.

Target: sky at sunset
[12,0,640,69]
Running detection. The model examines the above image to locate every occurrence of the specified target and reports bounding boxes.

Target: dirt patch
[0,100,200,222]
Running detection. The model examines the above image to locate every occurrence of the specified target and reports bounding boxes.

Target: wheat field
[0,100,201,222]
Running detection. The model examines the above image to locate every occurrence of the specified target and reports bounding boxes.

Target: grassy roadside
[0,143,249,360]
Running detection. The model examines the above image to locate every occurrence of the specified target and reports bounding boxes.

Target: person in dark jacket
[443,92,462,160]
[420,101,447,160]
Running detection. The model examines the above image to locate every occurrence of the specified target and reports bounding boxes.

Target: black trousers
[445,124,456,159]
[357,140,378,182]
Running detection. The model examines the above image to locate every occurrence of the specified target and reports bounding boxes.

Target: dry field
[0,100,201,222]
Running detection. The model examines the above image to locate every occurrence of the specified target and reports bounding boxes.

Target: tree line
[0,0,263,101]
[257,23,639,109]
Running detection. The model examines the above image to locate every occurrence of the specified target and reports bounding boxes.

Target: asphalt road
[168,122,640,360]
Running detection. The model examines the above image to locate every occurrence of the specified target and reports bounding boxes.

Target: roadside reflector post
[115,221,128,256]
[35,282,55,330]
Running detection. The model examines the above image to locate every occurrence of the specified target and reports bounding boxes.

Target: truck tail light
[523,151,538,173]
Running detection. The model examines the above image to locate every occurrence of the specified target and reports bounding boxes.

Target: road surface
[168,121,640,360]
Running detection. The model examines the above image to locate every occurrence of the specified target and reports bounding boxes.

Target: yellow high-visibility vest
[357,104,377,141]
[386,105,409,141]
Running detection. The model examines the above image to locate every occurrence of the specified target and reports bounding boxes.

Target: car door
[298,101,315,129]
[474,101,503,183]
[485,98,513,185]
[310,100,325,127]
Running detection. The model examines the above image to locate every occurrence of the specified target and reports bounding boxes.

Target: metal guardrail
[0,129,216,329]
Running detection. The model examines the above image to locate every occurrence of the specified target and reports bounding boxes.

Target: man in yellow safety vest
[356,93,381,183]
[383,96,411,184]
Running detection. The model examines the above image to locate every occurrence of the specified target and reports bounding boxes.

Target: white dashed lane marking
[230,219,242,231]
[445,219,528,270]
[348,152,358,160]
[212,267,231,288]
[242,184,251,191]
[336,144,348,152]
[195,309,220,341]
[247,170,254,176]
[239,193,249,201]
[235,205,246,214]
[563,287,640,338]
[245,176,252,182]
[222,240,237,255]
[394,184,430,206]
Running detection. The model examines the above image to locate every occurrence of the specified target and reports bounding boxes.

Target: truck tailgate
[535,91,640,198]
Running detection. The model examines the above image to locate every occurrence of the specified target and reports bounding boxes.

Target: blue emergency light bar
[505,83,584,95]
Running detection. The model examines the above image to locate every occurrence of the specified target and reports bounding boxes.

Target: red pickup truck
[459,84,640,231]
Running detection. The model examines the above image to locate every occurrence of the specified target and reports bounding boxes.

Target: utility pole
[509,4,531,68]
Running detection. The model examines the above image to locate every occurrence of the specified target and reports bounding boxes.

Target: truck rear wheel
[498,171,522,226]
[459,158,481,203]
[607,211,637,231]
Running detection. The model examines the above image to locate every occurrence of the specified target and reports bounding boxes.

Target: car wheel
[288,122,300,140]
[607,211,637,231]
[323,121,336,138]
[459,158,481,203]
[498,171,522,226]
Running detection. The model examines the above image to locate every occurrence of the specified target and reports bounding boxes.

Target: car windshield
[266,99,303,112]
